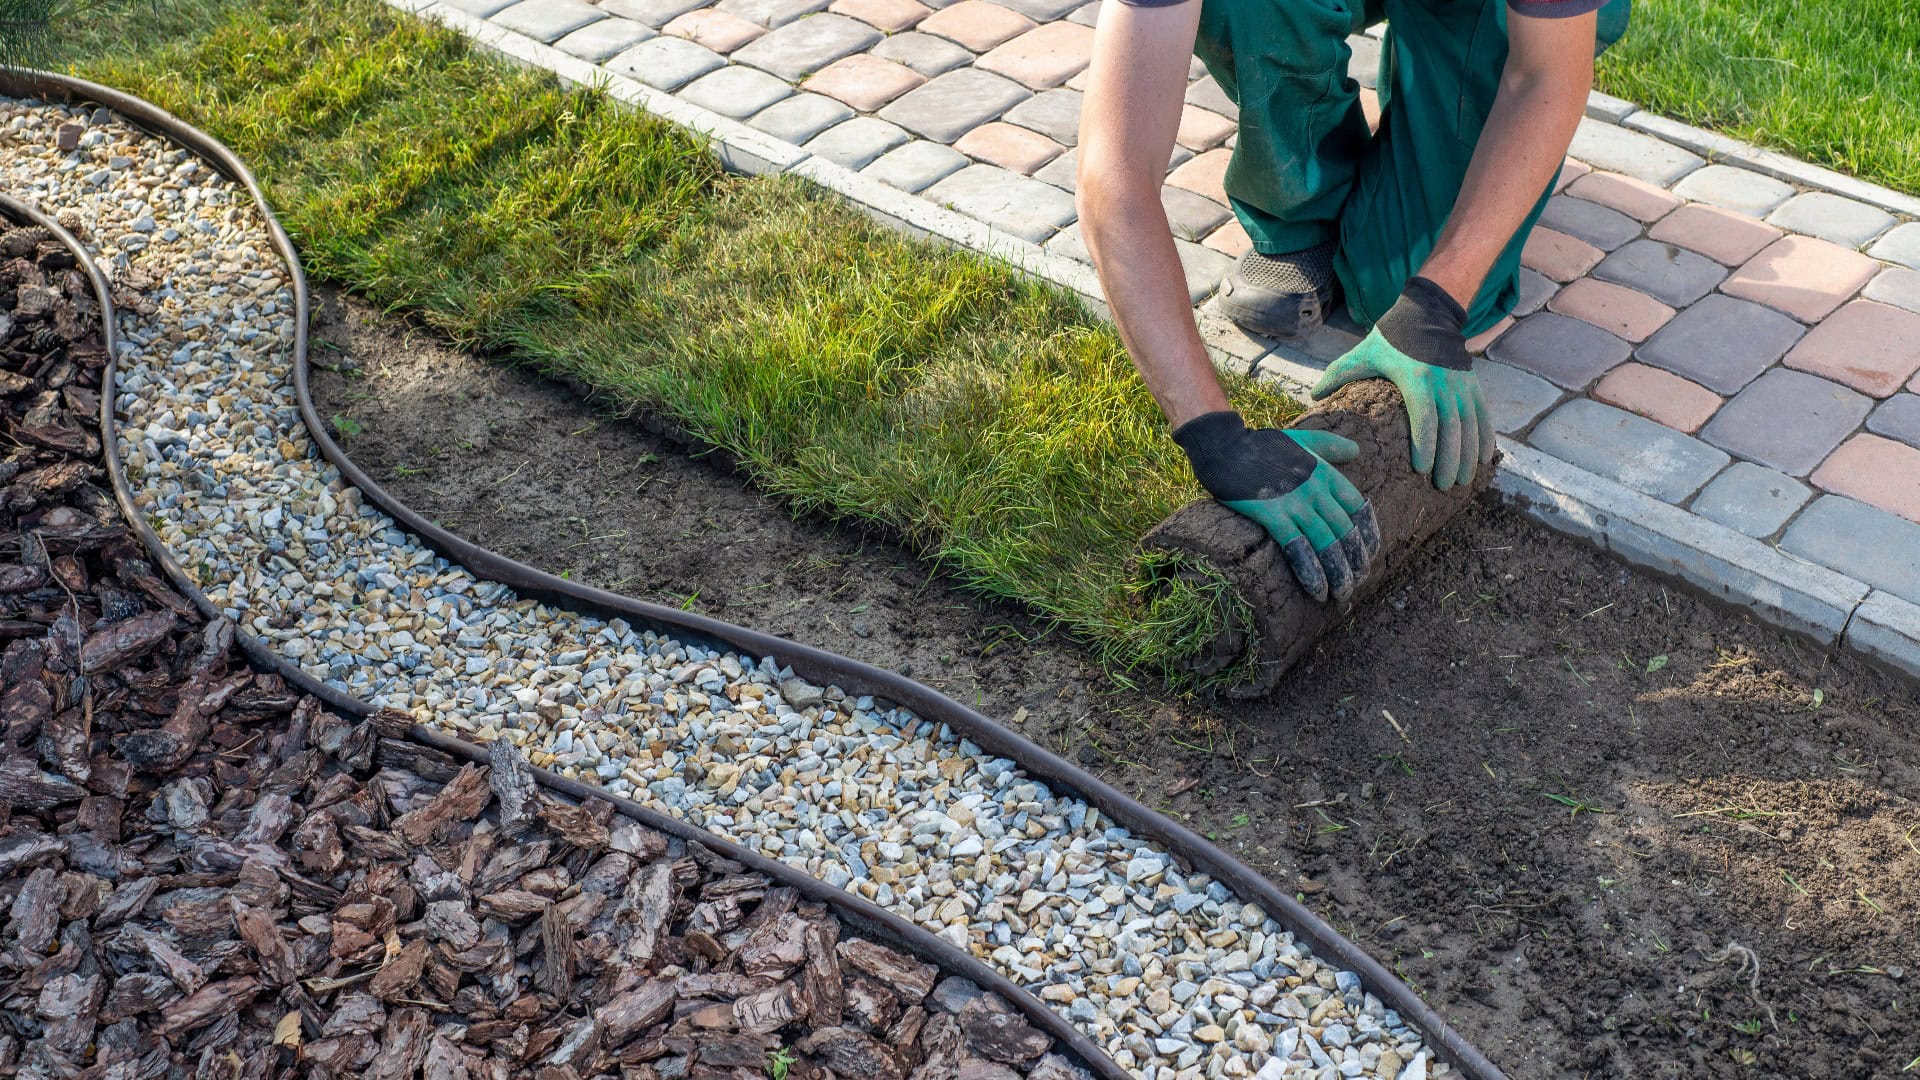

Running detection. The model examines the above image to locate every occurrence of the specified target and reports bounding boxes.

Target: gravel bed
[2,94,1442,1080]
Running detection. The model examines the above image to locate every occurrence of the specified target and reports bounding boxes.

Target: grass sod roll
[71,0,1299,688]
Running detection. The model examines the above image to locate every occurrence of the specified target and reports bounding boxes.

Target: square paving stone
[976,21,1096,89]
[716,0,833,26]
[828,0,932,32]
[1520,227,1604,282]
[605,36,726,90]
[1633,293,1804,394]
[1863,268,1920,316]
[1781,495,1920,603]
[954,121,1062,173]
[492,0,604,40]
[1465,316,1514,355]
[1515,267,1557,316]
[1477,359,1564,434]
[1166,148,1230,205]
[442,0,518,15]
[1043,221,1090,263]
[1591,238,1727,308]
[1646,203,1780,266]
[602,0,715,27]
[554,17,655,61]
[862,139,969,192]
[1591,362,1722,433]
[1564,170,1682,223]
[1811,434,1920,522]
[1700,368,1872,476]
[1203,217,1250,257]
[925,163,1079,242]
[1866,222,1920,270]
[991,0,1083,18]
[1867,394,1920,449]
[1670,164,1795,217]
[870,31,974,76]
[1003,88,1082,146]
[1723,235,1880,323]
[1161,185,1230,241]
[1184,74,1235,116]
[1032,146,1076,191]
[664,9,768,52]
[1539,195,1641,251]
[805,115,912,168]
[750,92,854,143]
[1547,277,1674,342]
[1782,300,1920,398]
[1567,120,1703,187]
[1176,239,1234,304]
[1485,311,1631,389]
[880,68,1033,143]
[1066,1,1100,27]
[803,54,926,112]
[678,64,793,118]
[1528,398,1731,502]
[917,0,1035,50]
[1766,192,1896,250]
[1177,105,1236,151]
[732,13,881,81]
[1691,461,1812,539]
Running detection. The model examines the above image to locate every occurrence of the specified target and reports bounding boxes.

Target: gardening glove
[1310,276,1496,492]
[1173,411,1382,604]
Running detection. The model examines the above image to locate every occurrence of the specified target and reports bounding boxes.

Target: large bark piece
[1141,380,1492,696]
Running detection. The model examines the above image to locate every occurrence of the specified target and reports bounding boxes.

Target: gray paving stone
[442,0,517,16]
[677,64,793,119]
[1567,119,1703,187]
[1066,2,1100,27]
[1162,186,1230,241]
[1782,495,1920,605]
[1346,33,1381,88]
[1033,147,1077,192]
[1690,461,1811,538]
[1184,75,1235,117]
[554,17,655,62]
[1515,267,1557,316]
[804,116,911,169]
[1529,399,1730,502]
[1485,312,1631,389]
[1585,91,1637,123]
[491,0,604,41]
[1003,89,1082,146]
[1591,238,1727,308]
[1670,164,1795,217]
[1845,590,1920,682]
[880,69,1033,144]
[600,0,712,27]
[1539,195,1641,251]
[1633,293,1804,394]
[1043,221,1090,264]
[870,31,973,76]
[1700,368,1872,476]
[992,0,1083,19]
[749,92,854,144]
[1866,394,1920,450]
[1478,359,1563,434]
[1866,222,1920,270]
[862,139,969,193]
[716,0,831,27]
[1176,238,1233,304]
[1766,192,1897,250]
[925,163,1078,243]
[731,14,879,81]
[1862,268,1920,316]
[604,36,725,90]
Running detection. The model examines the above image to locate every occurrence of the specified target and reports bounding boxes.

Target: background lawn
[1596,0,1920,195]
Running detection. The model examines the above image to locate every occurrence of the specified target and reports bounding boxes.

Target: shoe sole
[1216,282,1334,340]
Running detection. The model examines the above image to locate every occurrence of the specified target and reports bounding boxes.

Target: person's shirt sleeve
[1507,0,1609,17]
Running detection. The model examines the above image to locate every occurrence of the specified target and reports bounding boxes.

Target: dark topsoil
[312,288,1920,1080]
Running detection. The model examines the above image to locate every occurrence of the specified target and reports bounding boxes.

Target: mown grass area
[64,0,1299,685]
[1595,0,1920,195]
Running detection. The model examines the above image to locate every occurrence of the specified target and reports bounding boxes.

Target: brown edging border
[2,69,1505,1080]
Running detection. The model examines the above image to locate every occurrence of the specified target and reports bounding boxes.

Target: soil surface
[313,287,1920,1080]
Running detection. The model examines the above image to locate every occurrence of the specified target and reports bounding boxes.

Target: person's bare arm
[1076,0,1224,427]
[1417,10,1597,306]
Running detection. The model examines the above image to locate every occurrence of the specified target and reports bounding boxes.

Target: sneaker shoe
[1215,240,1337,338]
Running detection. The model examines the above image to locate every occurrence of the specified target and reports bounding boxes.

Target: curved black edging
[4,69,1505,1080]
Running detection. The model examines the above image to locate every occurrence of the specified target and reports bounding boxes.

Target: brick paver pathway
[455,0,1920,617]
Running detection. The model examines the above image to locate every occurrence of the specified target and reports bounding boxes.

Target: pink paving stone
[803,54,927,111]
[828,0,931,31]
[1591,363,1723,433]
[1176,106,1236,152]
[1647,203,1782,266]
[917,0,1033,51]
[953,121,1063,174]
[1203,218,1250,258]
[662,8,765,52]
[1521,227,1603,283]
[1723,235,1881,323]
[1554,157,1590,192]
[1782,299,1920,398]
[1465,316,1513,354]
[975,20,1095,89]
[1811,434,1920,523]
[1564,170,1683,223]
[1546,277,1675,343]
[1167,147,1231,205]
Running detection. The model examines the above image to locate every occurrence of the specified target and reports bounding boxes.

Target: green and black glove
[1311,276,1496,491]
[1174,411,1381,604]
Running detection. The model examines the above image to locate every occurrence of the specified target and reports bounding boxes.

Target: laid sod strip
[1596,0,1920,196]
[71,0,1298,684]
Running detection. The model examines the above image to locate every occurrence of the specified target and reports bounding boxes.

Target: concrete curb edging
[397,0,1920,682]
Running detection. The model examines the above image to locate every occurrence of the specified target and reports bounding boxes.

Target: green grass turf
[62,0,1299,686]
[1595,0,1920,196]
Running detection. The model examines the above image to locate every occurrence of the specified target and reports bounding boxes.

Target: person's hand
[1173,411,1382,603]
[1310,276,1496,491]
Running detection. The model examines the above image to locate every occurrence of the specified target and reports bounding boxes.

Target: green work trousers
[1192,0,1629,335]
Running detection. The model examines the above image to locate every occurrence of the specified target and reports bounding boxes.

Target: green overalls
[1193,0,1631,335]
